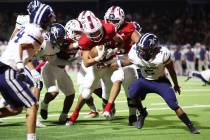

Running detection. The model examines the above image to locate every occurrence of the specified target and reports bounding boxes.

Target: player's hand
[94,45,105,62]
[16,61,26,81]
[174,85,181,94]
[31,69,41,83]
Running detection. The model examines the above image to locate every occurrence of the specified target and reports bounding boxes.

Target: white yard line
[1,104,210,120]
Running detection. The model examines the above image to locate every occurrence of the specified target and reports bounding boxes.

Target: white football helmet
[82,15,103,42]
[78,10,96,22]
[65,19,83,41]
[104,6,125,29]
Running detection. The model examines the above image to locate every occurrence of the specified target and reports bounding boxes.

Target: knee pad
[81,88,91,99]
[111,69,124,83]
[48,86,59,93]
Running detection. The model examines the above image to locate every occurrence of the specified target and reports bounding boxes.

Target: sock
[178,113,193,127]
[127,98,137,116]
[27,133,36,140]
[104,103,112,112]
[69,108,80,122]
[41,101,48,110]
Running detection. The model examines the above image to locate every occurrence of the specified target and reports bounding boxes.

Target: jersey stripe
[28,35,42,45]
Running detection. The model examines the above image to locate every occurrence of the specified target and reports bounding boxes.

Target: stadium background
[0,0,210,46]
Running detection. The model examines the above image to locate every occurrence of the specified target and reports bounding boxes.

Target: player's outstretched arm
[165,60,181,94]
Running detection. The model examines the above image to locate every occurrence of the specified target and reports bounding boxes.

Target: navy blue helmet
[49,23,66,47]
[30,4,56,30]
[136,33,160,61]
[27,0,42,15]
[133,21,142,33]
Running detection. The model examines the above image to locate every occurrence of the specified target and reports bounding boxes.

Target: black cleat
[128,115,141,129]
[188,125,200,134]
[137,108,148,129]
[40,109,48,120]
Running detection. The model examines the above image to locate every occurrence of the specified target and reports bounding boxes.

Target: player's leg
[0,106,23,118]
[128,78,148,128]
[156,78,200,134]
[1,69,38,140]
[24,67,46,128]
[57,70,75,123]
[77,64,99,118]
[122,65,140,126]
[40,64,58,120]
[67,66,100,125]
[103,68,123,119]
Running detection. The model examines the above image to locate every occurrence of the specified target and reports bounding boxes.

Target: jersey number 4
[14,29,25,43]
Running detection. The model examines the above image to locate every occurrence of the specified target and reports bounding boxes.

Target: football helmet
[65,19,83,41]
[104,6,125,29]
[136,33,160,61]
[78,10,96,22]
[49,23,66,48]
[27,0,42,15]
[133,21,142,33]
[30,4,56,30]
[82,15,103,42]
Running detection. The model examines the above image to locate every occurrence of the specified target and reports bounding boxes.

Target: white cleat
[103,111,113,120]
[66,120,74,127]
[36,119,46,128]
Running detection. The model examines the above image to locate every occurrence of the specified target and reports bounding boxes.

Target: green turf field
[0,74,210,140]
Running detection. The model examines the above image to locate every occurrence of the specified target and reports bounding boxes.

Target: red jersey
[78,21,116,50]
[117,21,135,54]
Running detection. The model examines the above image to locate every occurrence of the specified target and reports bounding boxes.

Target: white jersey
[37,33,73,67]
[15,15,30,30]
[38,33,60,56]
[200,69,210,82]
[128,44,171,80]
[0,24,44,70]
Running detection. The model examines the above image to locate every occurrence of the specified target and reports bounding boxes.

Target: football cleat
[58,113,68,124]
[128,115,141,129]
[188,124,200,134]
[40,102,48,120]
[36,118,46,128]
[66,120,74,127]
[84,111,99,118]
[137,108,148,129]
[185,71,193,81]
[103,111,115,120]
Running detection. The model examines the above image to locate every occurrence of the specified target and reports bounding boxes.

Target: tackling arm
[165,60,181,94]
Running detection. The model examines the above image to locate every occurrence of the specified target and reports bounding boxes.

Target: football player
[0,0,47,128]
[102,6,143,127]
[186,69,210,85]
[122,33,200,134]
[66,13,125,126]
[0,4,55,140]
[39,23,76,124]
[65,18,101,118]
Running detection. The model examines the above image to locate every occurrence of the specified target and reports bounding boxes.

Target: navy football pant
[128,77,179,111]
[0,69,37,108]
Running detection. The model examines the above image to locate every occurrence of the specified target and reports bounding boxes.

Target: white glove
[94,45,105,62]
[30,69,41,83]
[105,48,118,60]
[16,61,24,71]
